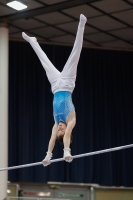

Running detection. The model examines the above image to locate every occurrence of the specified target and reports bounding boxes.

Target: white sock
[22,32,36,43]
[79,14,87,27]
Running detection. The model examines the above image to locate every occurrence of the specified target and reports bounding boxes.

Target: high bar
[0,143,133,171]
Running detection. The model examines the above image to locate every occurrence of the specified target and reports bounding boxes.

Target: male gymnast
[22,14,87,166]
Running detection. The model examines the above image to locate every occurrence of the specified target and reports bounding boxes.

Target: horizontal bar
[0,144,133,171]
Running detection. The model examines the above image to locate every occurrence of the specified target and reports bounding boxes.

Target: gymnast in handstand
[22,14,87,166]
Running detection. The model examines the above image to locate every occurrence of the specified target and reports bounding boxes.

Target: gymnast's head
[57,121,73,145]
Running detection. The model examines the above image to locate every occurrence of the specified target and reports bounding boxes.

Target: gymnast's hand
[63,148,73,163]
[42,152,52,166]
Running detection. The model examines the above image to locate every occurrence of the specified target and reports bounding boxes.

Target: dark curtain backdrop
[8,41,133,186]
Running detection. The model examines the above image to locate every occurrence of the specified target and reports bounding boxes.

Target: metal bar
[0,144,133,171]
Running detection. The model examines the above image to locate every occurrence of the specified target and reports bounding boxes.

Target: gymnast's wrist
[46,151,53,159]
[63,148,71,154]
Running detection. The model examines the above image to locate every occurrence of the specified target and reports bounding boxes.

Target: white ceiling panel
[35,12,73,25]
[91,0,132,13]
[84,32,115,43]
[87,15,126,31]
[63,4,102,19]
[56,22,98,35]
[101,40,133,49]
[0,0,43,12]
[112,9,133,26]
[110,28,133,41]
[30,26,65,38]
[11,19,45,30]
[40,0,67,5]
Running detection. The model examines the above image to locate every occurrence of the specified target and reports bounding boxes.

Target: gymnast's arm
[47,123,58,153]
[42,123,58,166]
[63,117,76,162]
[63,118,76,148]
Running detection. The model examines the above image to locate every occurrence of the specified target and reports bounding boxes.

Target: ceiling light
[6,0,27,11]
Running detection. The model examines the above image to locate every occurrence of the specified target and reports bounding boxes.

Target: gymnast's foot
[79,14,87,27]
[22,32,36,42]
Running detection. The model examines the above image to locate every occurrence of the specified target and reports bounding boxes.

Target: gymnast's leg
[61,14,87,80]
[22,32,60,84]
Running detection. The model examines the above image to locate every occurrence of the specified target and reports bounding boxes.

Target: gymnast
[22,14,87,166]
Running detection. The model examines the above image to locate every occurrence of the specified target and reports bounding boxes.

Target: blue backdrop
[8,41,133,186]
